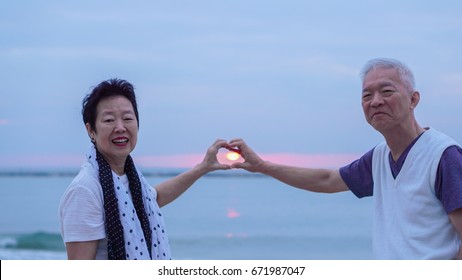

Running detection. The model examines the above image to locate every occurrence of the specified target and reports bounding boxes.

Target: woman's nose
[114,119,126,132]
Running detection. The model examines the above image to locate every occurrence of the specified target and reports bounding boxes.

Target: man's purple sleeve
[339,148,374,198]
[435,145,462,214]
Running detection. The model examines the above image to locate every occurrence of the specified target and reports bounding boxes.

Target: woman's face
[86,95,138,171]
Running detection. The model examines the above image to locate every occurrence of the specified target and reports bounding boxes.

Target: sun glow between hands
[226,151,241,161]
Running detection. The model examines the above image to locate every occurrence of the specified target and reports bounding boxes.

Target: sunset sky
[1,0,461,169]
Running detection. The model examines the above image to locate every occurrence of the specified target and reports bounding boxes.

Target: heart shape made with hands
[217,147,245,165]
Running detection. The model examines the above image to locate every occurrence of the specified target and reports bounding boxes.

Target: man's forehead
[364,80,396,87]
[364,66,399,79]
[363,69,400,89]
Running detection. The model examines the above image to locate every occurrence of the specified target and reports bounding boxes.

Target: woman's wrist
[191,162,211,177]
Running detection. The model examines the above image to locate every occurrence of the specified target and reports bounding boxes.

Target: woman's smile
[112,136,130,146]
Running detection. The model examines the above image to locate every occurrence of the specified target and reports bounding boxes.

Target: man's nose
[370,93,384,107]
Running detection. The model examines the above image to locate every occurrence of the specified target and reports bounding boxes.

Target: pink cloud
[135,154,204,168]
[0,119,10,125]
[0,153,360,169]
[135,153,359,169]
[260,153,360,168]
[0,155,85,168]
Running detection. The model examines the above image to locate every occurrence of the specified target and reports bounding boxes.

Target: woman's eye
[124,114,136,121]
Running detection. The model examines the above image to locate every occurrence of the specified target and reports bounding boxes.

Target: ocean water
[0,171,373,260]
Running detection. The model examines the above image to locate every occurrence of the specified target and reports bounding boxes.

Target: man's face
[361,67,416,133]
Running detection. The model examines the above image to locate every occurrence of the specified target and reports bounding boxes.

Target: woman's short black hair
[82,78,140,131]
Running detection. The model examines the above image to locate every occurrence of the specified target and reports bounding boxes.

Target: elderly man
[229,58,462,259]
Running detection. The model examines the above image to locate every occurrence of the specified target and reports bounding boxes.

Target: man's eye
[382,89,394,94]
[362,94,372,100]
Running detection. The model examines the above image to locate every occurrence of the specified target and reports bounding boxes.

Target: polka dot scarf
[89,146,171,260]
[95,148,126,259]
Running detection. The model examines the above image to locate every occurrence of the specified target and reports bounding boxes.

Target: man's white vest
[372,128,460,259]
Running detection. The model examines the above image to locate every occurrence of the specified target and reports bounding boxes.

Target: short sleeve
[59,181,106,243]
[339,148,374,198]
[435,145,462,214]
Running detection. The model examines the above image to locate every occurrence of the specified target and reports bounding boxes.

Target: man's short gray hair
[360,58,415,91]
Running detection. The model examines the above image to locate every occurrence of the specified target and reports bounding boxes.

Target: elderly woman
[59,78,231,260]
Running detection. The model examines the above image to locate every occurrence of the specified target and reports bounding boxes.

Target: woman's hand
[197,139,233,173]
[156,139,232,207]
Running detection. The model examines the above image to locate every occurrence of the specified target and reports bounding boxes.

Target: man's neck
[382,123,426,161]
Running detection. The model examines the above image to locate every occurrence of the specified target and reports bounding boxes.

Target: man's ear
[410,91,420,110]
